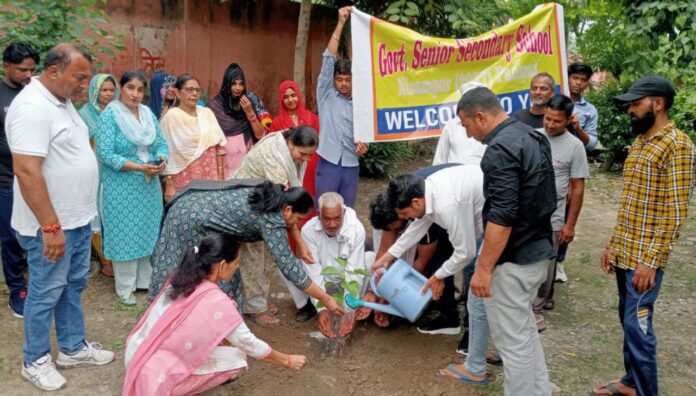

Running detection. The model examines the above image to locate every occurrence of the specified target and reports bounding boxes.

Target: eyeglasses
[181,87,202,94]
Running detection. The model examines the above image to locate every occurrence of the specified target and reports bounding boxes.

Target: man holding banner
[314,6,368,208]
[461,86,556,395]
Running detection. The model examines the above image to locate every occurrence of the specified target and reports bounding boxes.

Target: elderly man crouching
[286,192,374,337]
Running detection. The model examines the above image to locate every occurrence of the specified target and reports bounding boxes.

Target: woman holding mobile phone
[94,70,169,305]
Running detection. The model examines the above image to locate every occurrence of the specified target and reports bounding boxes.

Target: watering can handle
[370,268,386,298]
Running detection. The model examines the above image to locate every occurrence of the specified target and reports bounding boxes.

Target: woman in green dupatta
[78,73,120,277]
[79,73,120,137]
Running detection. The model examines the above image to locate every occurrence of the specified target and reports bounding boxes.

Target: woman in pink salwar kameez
[122,233,307,396]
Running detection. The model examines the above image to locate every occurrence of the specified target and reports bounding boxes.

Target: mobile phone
[147,159,164,166]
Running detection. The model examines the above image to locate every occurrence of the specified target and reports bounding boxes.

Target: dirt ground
[1,159,695,396]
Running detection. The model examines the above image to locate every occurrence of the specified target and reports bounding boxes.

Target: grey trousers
[484,259,551,396]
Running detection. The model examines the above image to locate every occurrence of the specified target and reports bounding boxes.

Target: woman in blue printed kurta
[147,180,344,316]
[95,71,169,305]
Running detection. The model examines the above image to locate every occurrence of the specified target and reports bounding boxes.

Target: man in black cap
[591,76,695,396]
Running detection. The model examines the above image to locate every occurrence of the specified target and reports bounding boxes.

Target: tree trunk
[294,0,312,96]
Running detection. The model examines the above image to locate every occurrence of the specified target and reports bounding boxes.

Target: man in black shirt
[457,86,556,395]
[512,72,555,129]
[1,43,38,318]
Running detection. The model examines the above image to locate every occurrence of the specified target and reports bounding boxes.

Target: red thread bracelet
[41,222,62,233]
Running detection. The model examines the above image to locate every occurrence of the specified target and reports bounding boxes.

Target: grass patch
[112,301,147,316]
[106,340,125,350]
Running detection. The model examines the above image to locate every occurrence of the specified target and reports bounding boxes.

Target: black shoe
[456,330,469,355]
[294,300,317,322]
[417,314,461,335]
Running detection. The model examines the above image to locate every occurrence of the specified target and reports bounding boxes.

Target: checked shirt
[609,122,696,270]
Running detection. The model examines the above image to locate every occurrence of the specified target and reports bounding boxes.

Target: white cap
[458,81,486,95]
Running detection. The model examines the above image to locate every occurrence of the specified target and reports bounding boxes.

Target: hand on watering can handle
[372,252,394,274]
[422,275,444,300]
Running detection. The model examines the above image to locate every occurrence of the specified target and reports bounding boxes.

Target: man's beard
[630,109,656,136]
[532,98,550,107]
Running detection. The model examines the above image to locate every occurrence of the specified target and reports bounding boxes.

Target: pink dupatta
[122,281,243,396]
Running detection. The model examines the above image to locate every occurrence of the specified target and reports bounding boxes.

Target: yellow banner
[352,4,568,142]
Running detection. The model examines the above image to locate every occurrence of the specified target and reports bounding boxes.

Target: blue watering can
[344,259,432,322]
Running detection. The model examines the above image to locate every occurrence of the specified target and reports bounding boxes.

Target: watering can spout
[344,294,404,318]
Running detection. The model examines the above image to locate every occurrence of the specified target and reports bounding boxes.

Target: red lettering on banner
[515,24,553,55]
[411,40,455,70]
[378,43,408,77]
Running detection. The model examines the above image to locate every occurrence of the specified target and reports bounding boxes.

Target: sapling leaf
[324,281,336,290]
[347,280,360,297]
[332,292,344,303]
[351,268,370,276]
[321,266,341,276]
[335,257,348,267]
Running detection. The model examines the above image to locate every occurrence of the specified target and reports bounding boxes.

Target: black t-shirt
[512,108,545,129]
[0,81,23,189]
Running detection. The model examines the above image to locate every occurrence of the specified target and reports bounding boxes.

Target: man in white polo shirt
[7,43,114,392]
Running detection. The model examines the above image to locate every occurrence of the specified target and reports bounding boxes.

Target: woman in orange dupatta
[269,80,320,201]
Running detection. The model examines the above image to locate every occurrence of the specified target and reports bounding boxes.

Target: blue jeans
[617,268,664,396]
[464,243,488,376]
[0,188,27,296]
[17,224,91,364]
[314,156,359,208]
[465,288,489,376]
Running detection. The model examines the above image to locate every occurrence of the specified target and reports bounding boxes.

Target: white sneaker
[56,342,115,368]
[555,262,568,283]
[22,354,67,391]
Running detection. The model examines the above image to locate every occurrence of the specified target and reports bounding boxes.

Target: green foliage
[315,257,367,308]
[359,141,414,179]
[572,0,696,166]
[0,0,124,69]
[585,81,632,164]
[379,0,505,37]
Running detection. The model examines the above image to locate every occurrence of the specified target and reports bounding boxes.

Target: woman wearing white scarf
[160,74,227,202]
[94,71,169,305]
[229,125,319,324]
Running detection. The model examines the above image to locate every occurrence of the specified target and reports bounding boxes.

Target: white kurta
[432,118,487,166]
[283,207,372,310]
[388,165,485,279]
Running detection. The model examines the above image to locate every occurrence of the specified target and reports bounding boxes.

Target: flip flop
[436,364,489,385]
[588,382,630,395]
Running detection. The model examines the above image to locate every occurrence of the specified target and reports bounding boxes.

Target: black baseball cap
[614,75,676,103]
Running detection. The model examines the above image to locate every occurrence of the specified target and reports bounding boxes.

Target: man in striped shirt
[592,76,695,396]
